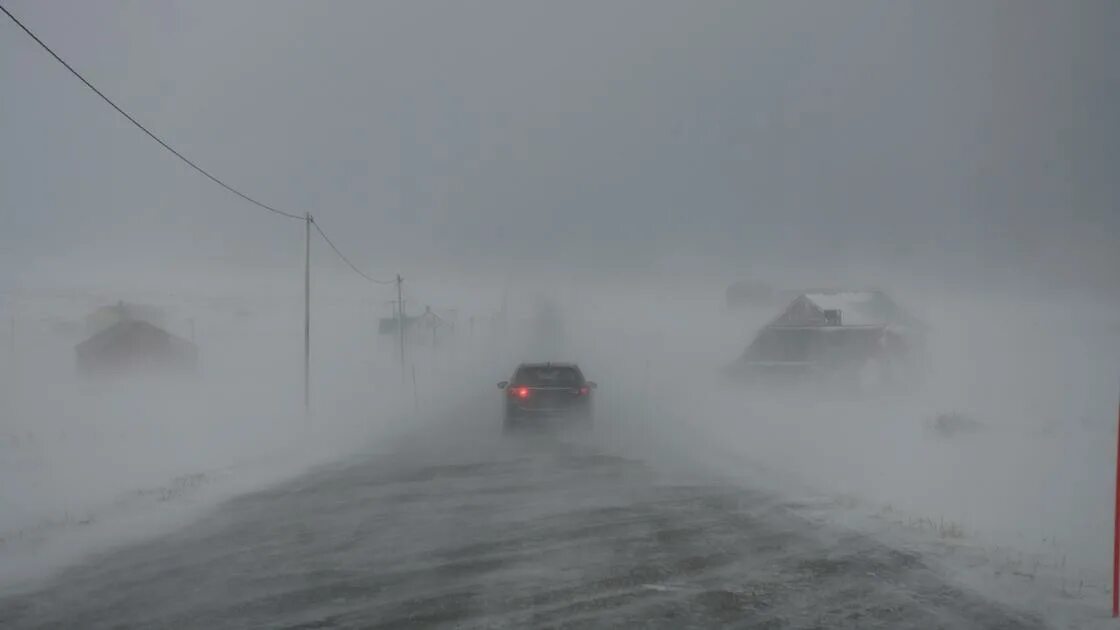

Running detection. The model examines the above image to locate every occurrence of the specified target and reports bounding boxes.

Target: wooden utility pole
[396,274,406,371]
[304,212,312,417]
[412,364,419,414]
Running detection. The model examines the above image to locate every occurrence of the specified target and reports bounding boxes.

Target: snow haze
[1,1,1118,627]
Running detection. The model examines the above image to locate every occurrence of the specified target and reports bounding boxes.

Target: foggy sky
[1,1,1117,293]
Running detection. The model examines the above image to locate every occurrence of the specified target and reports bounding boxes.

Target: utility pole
[396,274,406,371]
[304,212,312,417]
[412,364,419,414]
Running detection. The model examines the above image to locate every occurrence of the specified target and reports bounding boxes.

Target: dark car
[498,362,596,432]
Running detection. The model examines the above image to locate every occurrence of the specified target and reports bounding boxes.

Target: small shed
[378,314,416,336]
[734,290,924,386]
[412,306,454,345]
[76,320,197,378]
[378,306,453,345]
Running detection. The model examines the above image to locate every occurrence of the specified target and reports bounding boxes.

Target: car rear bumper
[505,403,591,421]
[509,405,579,414]
[504,407,592,434]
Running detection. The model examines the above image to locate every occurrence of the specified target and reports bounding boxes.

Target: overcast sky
[1,1,1117,293]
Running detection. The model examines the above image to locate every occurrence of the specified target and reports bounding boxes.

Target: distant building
[764,290,922,330]
[378,306,453,345]
[75,320,197,378]
[378,313,416,336]
[733,290,925,387]
[84,301,165,337]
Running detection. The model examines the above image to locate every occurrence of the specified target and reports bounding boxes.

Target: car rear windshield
[515,366,582,387]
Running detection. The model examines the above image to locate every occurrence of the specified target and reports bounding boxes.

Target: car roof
[517,362,580,369]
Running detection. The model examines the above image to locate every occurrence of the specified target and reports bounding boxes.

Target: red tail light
[512,387,530,399]
[579,386,590,396]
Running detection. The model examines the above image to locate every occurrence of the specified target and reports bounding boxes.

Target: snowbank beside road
[4,273,1116,626]
[573,286,1120,628]
[0,288,426,592]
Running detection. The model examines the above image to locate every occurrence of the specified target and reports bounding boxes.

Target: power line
[0,3,303,221]
[311,217,395,285]
[3,4,396,286]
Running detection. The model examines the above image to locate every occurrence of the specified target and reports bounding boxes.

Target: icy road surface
[0,431,1044,629]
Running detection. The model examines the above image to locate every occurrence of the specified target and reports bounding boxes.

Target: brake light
[513,387,530,399]
[579,386,590,396]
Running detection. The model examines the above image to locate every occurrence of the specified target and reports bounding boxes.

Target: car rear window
[515,366,582,387]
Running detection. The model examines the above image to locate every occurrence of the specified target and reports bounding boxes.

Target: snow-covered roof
[801,291,889,326]
[768,290,922,330]
[85,301,165,336]
[75,319,195,355]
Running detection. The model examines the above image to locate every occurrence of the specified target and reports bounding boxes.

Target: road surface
[0,423,1044,629]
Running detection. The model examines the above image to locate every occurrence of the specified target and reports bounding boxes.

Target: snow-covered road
[0,425,1045,629]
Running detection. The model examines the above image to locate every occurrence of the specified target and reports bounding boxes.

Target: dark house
[733,290,925,386]
[85,301,165,336]
[75,320,198,378]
